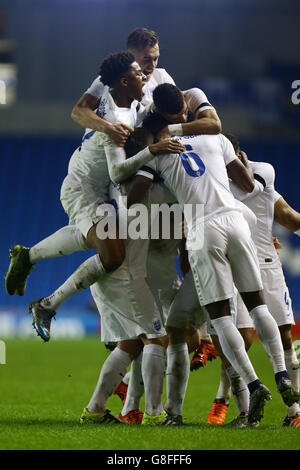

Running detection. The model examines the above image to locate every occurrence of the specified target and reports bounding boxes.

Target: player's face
[133,44,160,81]
[125,62,146,101]
[161,96,188,124]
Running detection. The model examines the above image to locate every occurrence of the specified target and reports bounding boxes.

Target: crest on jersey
[153,319,161,331]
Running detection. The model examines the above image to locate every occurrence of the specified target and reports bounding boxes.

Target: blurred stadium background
[1,0,300,340]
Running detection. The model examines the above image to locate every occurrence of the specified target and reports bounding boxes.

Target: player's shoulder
[85,76,106,97]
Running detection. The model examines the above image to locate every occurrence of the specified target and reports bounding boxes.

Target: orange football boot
[207,399,229,425]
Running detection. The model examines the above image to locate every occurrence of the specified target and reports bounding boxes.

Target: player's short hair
[99,51,135,87]
[222,132,240,154]
[153,84,184,115]
[127,28,159,51]
[124,127,152,158]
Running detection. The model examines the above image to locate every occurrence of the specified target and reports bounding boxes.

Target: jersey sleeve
[254,163,275,189]
[104,143,157,184]
[136,159,158,180]
[183,88,214,115]
[229,179,264,202]
[85,76,106,99]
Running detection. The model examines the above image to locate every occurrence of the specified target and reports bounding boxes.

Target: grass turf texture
[0,338,299,450]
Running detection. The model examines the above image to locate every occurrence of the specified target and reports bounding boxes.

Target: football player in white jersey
[207,133,300,428]
[82,181,177,425]
[124,94,299,425]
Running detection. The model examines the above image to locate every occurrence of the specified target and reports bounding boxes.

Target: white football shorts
[90,274,166,342]
[60,150,112,239]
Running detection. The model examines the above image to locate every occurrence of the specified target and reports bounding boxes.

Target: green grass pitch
[0,337,299,450]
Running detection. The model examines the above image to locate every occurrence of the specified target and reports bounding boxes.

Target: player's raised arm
[71,93,133,146]
[274,194,300,233]
[183,107,222,135]
[226,151,255,193]
[153,85,222,137]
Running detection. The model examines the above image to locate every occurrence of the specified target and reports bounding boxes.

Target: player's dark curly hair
[99,51,135,87]
[222,132,240,154]
[153,83,184,115]
[127,28,159,51]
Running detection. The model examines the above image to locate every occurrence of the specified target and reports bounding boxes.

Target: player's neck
[110,89,133,108]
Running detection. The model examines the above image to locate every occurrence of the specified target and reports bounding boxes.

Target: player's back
[145,134,239,228]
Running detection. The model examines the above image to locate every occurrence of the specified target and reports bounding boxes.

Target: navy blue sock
[275,370,289,386]
[248,379,262,395]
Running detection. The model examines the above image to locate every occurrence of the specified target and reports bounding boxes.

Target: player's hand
[273,236,282,249]
[105,122,134,147]
[149,139,186,156]
[239,150,250,167]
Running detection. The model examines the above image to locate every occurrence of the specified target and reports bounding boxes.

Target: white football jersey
[230,161,278,265]
[137,134,239,229]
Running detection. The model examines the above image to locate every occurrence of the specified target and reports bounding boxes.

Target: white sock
[142,344,165,416]
[41,254,106,311]
[122,371,131,386]
[216,363,231,404]
[249,305,286,374]
[211,316,258,385]
[226,365,250,415]
[164,343,190,416]
[29,225,86,264]
[284,347,300,417]
[121,352,144,416]
[87,348,131,413]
